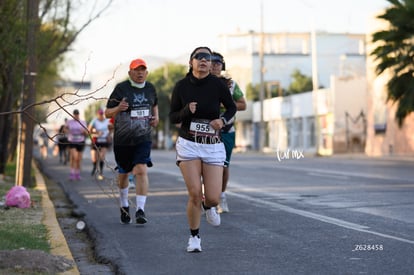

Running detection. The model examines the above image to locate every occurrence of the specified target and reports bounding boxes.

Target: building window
[305,117,315,148]
[286,119,291,148]
[293,118,303,148]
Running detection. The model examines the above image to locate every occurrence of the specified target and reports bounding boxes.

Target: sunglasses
[192,52,212,61]
[212,60,223,65]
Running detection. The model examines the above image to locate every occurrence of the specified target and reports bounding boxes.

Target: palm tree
[370,0,414,126]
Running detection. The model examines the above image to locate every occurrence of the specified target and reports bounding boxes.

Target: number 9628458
[352,244,383,251]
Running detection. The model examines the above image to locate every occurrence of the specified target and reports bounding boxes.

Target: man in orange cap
[105,58,159,225]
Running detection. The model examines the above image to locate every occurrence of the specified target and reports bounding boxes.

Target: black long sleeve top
[169,73,237,142]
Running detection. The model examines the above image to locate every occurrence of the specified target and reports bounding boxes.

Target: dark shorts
[69,142,85,152]
[221,132,235,167]
[114,141,152,174]
[58,138,69,149]
[91,142,110,150]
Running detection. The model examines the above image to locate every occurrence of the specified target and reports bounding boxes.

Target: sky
[62,0,390,80]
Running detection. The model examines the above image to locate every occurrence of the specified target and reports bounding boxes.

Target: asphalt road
[38,148,414,275]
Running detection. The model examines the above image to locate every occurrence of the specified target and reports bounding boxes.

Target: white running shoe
[206,207,221,226]
[187,236,202,252]
[219,197,229,213]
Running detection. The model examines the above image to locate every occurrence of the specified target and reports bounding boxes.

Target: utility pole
[258,0,265,151]
[16,0,39,187]
[311,25,320,156]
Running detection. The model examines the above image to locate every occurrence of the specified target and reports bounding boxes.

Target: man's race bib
[131,107,150,119]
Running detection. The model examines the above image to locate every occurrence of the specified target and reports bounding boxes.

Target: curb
[33,162,80,275]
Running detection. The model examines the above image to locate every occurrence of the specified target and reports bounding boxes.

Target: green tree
[245,83,282,101]
[0,1,26,176]
[245,83,259,101]
[0,0,113,180]
[85,101,107,123]
[245,69,312,101]
[286,69,313,96]
[371,0,414,126]
[147,63,187,148]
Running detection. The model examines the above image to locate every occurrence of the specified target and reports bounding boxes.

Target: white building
[219,31,366,93]
[234,76,367,155]
[219,31,368,154]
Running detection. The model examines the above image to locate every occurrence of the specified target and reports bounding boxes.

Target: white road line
[228,190,369,230]
[307,172,349,180]
[150,168,181,177]
[151,168,414,245]
[228,190,414,245]
[274,165,407,181]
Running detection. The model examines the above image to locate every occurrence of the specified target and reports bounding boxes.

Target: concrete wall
[331,76,368,153]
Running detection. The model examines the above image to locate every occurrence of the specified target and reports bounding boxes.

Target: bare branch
[58,0,114,56]
[0,65,119,129]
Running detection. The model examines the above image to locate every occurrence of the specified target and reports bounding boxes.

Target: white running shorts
[175,136,225,166]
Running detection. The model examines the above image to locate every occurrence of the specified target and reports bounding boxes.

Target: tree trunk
[15,0,39,187]
[0,68,17,177]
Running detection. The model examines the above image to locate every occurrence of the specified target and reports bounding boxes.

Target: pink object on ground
[5,186,31,208]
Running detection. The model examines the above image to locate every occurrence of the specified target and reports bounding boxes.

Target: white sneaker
[206,207,221,226]
[219,197,229,213]
[187,236,202,252]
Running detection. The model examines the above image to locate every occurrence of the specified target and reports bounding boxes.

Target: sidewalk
[34,161,80,275]
[33,152,114,274]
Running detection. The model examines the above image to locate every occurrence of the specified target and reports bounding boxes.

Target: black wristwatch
[220,117,227,126]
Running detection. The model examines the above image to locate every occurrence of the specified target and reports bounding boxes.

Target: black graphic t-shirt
[106,80,158,146]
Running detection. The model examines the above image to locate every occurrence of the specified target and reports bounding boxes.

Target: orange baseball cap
[129,58,147,70]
